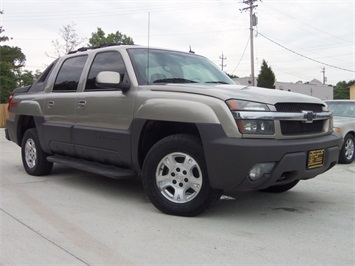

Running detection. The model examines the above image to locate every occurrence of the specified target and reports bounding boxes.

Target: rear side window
[53,55,87,92]
[85,51,126,91]
[29,59,58,92]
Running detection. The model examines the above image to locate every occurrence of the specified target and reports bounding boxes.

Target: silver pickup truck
[5,44,342,216]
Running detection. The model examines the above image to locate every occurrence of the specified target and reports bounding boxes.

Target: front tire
[21,128,53,176]
[142,135,222,216]
[339,134,354,164]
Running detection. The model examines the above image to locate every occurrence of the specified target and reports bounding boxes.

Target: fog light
[248,162,276,181]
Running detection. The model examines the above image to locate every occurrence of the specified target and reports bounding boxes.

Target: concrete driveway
[1,129,354,265]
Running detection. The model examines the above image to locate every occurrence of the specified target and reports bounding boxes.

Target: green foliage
[226,73,238,79]
[0,62,17,103]
[0,11,11,42]
[18,70,36,87]
[0,45,26,69]
[333,81,350,99]
[0,27,9,42]
[88,28,134,47]
[257,60,276,89]
[0,45,28,103]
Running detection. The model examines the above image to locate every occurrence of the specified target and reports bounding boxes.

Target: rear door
[43,55,88,156]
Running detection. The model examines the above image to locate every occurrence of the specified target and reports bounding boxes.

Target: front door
[73,51,136,167]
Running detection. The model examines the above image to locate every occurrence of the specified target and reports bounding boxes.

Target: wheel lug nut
[171,172,175,177]
[176,168,180,172]
[179,183,183,187]
[183,170,187,175]
[184,178,189,182]
[173,180,177,184]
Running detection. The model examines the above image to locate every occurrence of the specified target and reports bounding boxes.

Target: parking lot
[1,128,354,265]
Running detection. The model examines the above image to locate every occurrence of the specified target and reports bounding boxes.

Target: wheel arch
[344,130,355,138]
[16,115,36,147]
[132,120,202,172]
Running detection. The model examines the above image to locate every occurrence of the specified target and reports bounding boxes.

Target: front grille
[276,103,325,135]
[275,103,323,112]
[280,120,324,135]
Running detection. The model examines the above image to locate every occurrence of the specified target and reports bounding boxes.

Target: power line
[261,2,352,44]
[258,32,355,73]
[231,37,250,74]
[4,2,223,21]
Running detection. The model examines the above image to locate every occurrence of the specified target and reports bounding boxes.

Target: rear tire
[339,134,354,164]
[142,134,222,216]
[21,128,53,176]
[260,180,299,193]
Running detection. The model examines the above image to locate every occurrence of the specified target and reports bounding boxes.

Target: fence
[0,104,9,128]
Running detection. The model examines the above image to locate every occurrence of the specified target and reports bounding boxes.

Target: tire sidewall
[21,128,52,176]
[339,134,355,164]
[142,135,216,216]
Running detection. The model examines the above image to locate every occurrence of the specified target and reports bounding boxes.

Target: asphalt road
[1,129,354,265]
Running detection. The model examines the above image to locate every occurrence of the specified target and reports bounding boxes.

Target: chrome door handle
[47,101,54,109]
[77,100,87,109]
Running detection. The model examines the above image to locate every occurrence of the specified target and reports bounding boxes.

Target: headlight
[226,99,275,135]
[237,120,275,135]
[226,99,270,111]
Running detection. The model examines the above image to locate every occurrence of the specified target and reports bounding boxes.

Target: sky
[1,0,354,86]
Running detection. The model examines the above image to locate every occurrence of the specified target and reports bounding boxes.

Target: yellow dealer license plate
[307,149,325,169]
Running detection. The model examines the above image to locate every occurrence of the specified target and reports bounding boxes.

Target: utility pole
[321,67,327,85]
[240,0,258,86]
[219,52,227,71]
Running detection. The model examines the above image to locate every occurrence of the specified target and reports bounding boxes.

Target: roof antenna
[147,12,150,85]
[189,45,195,54]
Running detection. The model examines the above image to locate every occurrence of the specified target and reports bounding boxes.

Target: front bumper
[198,124,342,191]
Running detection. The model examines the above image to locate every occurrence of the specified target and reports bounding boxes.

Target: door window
[85,51,126,91]
[53,55,88,92]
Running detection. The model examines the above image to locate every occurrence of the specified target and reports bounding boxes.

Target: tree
[0,45,27,103]
[0,62,17,103]
[333,81,350,99]
[46,22,86,58]
[18,70,39,87]
[0,10,11,42]
[88,28,134,47]
[0,11,38,103]
[226,73,239,79]
[257,60,276,89]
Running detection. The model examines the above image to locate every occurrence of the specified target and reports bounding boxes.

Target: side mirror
[96,71,121,88]
[96,71,130,92]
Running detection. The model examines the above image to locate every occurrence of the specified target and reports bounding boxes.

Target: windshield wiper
[205,81,230,84]
[153,78,197,84]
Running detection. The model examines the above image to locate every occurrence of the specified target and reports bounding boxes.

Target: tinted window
[127,48,234,85]
[38,59,58,83]
[85,51,126,91]
[53,56,87,92]
[29,59,59,92]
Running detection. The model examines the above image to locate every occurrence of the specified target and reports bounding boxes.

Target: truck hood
[332,115,355,125]
[150,83,326,105]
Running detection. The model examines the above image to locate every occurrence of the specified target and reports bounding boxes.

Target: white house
[233,78,333,100]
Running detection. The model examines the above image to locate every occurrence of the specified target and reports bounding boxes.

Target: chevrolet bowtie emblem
[302,110,316,123]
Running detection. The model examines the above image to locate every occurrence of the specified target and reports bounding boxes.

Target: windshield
[326,101,355,118]
[127,48,234,85]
